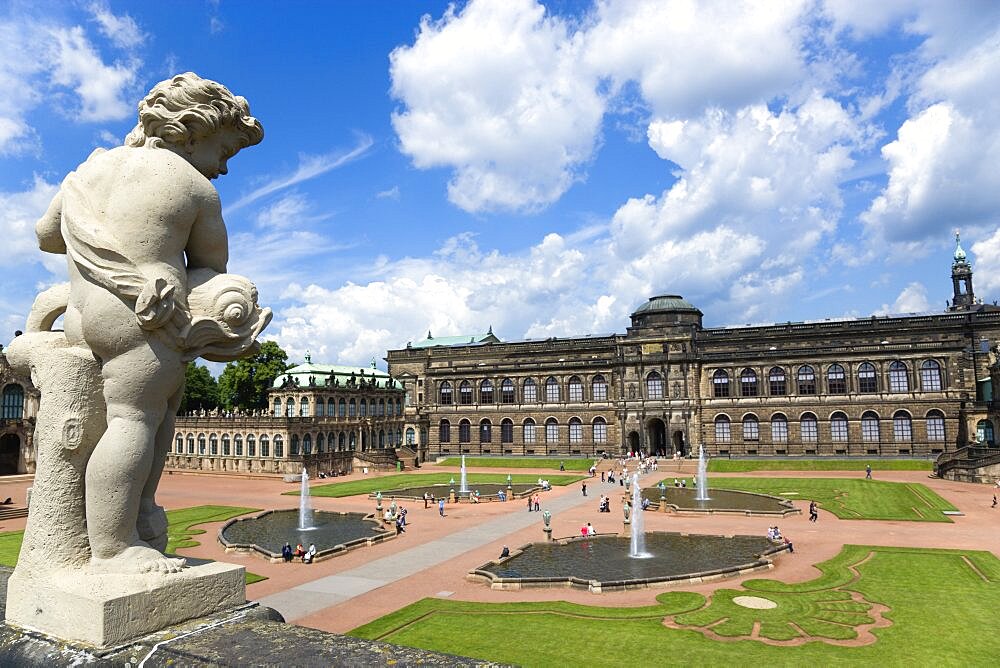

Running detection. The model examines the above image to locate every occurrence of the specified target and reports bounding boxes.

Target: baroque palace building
[166,356,407,476]
[0,344,39,475]
[387,238,1000,462]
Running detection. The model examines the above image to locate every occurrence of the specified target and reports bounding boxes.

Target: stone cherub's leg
[86,343,186,575]
[137,383,183,552]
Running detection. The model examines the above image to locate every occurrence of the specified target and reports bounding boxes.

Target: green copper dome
[633,295,699,314]
[953,232,968,265]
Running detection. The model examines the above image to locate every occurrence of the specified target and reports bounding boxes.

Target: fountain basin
[219,509,391,562]
[643,487,799,516]
[369,483,540,501]
[471,532,788,593]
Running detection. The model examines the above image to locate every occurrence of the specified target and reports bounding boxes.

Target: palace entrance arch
[646,418,667,457]
[626,431,640,455]
[0,434,20,475]
[672,430,686,457]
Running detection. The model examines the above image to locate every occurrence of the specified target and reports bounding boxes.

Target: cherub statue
[11,73,269,577]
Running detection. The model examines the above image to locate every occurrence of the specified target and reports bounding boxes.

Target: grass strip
[708,459,933,473]
[436,457,594,471]
[298,473,586,498]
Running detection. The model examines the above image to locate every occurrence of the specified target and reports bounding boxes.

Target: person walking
[527,495,533,512]
[438,498,446,517]
[533,493,540,512]
[809,500,818,522]
[582,482,587,497]
[865,464,872,480]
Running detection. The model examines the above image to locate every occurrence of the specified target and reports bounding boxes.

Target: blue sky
[3,0,1000,370]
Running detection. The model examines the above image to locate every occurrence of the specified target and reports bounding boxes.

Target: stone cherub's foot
[137,499,169,552]
[89,544,187,575]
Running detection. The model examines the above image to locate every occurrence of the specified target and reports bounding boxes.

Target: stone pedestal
[5,561,245,648]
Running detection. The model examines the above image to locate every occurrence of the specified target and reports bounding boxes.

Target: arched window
[187,433,195,454]
[247,434,255,457]
[523,378,538,403]
[858,362,877,393]
[646,372,664,399]
[303,433,313,455]
[545,417,559,443]
[714,415,731,443]
[742,414,759,441]
[921,360,942,391]
[360,399,367,417]
[378,398,385,416]
[327,398,335,415]
[479,419,492,443]
[273,435,282,457]
[440,381,453,405]
[771,413,788,443]
[315,400,325,417]
[713,370,730,398]
[406,427,415,445]
[285,398,294,417]
[545,377,560,402]
[593,417,607,443]
[893,411,912,442]
[209,433,218,455]
[740,369,758,397]
[523,418,537,444]
[439,420,451,443]
[500,378,515,403]
[273,398,281,417]
[378,430,385,448]
[500,419,513,443]
[480,379,494,403]
[221,434,230,456]
[797,365,816,395]
[300,397,309,417]
[338,432,346,450]
[339,398,347,417]
[889,361,909,393]
[800,412,818,442]
[861,411,880,442]
[592,375,608,401]
[568,376,583,402]
[459,419,471,443]
[976,419,994,446]
[348,432,356,450]
[396,428,402,446]
[459,381,473,405]
[831,412,849,442]
[768,367,786,396]
[926,410,945,441]
[349,398,357,417]
[261,434,271,457]
[175,434,183,453]
[290,434,299,456]
[568,417,583,444]
[315,433,323,453]
[397,398,403,415]
[198,433,206,454]
[827,364,846,394]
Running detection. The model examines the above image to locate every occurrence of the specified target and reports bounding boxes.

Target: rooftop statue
[6,73,271,582]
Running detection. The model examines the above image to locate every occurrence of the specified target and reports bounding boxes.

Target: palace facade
[0,346,38,475]
[387,239,1000,462]
[166,358,407,476]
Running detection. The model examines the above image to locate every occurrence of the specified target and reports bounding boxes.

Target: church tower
[949,232,976,311]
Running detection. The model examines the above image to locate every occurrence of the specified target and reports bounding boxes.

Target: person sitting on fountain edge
[294,543,305,560]
[303,543,316,563]
[281,542,293,563]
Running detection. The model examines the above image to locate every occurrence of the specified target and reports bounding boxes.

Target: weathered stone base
[5,561,245,648]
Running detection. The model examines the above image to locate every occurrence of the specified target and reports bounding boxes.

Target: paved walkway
[257,471,654,622]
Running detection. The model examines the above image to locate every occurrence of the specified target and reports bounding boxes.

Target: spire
[427,330,432,340]
[953,231,968,265]
[305,350,311,364]
[487,324,493,335]
[370,356,377,369]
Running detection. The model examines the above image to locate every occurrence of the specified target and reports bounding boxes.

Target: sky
[3,0,1000,372]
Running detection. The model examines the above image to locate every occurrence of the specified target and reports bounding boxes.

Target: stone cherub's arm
[185,186,229,274]
[36,189,66,254]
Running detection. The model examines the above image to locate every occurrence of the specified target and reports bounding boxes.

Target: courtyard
[2,459,998,665]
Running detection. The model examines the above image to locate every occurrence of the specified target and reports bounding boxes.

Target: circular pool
[219,509,390,561]
[642,487,798,515]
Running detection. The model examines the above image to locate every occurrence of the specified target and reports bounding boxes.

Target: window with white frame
[921,360,942,391]
[926,410,945,441]
[861,411,880,442]
[568,376,583,402]
[646,371,664,399]
[592,375,608,401]
[545,418,559,443]
[742,415,759,441]
[715,415,731,442]
[523,378,537,403]
[771,414,788,442]
[593,417,607,443]
[523,418,536,443]
[889,361,909,393]
[831,412,849,442]
[801,413,818,442]
[545,377,560,402]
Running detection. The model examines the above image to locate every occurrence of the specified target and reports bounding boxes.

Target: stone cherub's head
[184,269,272,362]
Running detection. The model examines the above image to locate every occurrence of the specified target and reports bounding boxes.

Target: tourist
[527,495,533,512]
[680,479,686,488]
[586,522,595,536]
[439,498,446,517]
[809,501,818,522]
[400,507,407,526]
[581,525,588,537]
[589,465,597,477]
[582,482,587,497]
[281,542,293,563]
[497,489,506,502]
[992,494,997,508]
[303,543,316,563]
[673,479,679,487]
[499,545,510,559]
[472,490,481,503]
[395,515,405,535]
[641,497,650,511]
[424,492,430,509]
[560,460,565,471]
[601,471,606,483]
[533,494,541,512]
[865,464,872,480]
[294,543,305,559]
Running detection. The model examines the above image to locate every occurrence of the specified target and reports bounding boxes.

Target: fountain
[460,455,469,493]
[696,445,710,502]
[630,473,650,558]
[299,468,314,530]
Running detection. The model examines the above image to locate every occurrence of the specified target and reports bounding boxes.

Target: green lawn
[690,477,957,522]
[437,456,594,471]
[349,545,1000,666]
[298,473,587,498]
[708,459,934,473]
[0,505,267,584]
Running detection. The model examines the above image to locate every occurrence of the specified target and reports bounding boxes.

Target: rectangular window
[569,383,583,402]
[771,420,788,443]
[862,420,879,442]
[501,385,515,403]
[801,420,818,442]
[893,417,912,442]
[831,420,848,442]
[592,381,607,401]
[523,423,536,444]
[545,422,558,442]
[715,421,731,443]
[569,423,582,443]
[593,422,607,443]
[927,417,945,441]
[743,421,759,441]
[524,383,537,403]
[545,382,559,402]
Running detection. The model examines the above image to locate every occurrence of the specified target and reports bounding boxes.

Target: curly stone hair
[124,72,263,150]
